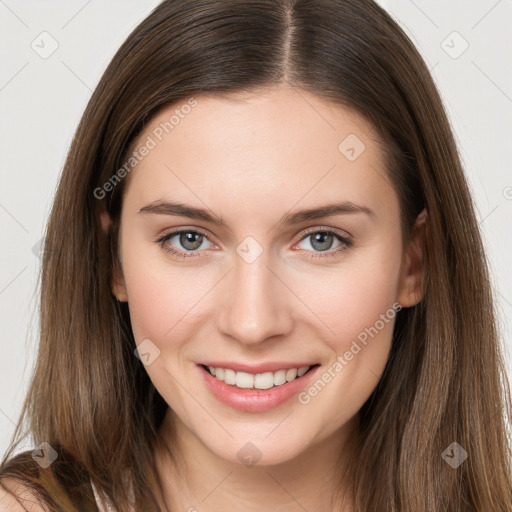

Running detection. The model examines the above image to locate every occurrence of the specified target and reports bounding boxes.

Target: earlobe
[112,273,128,302]
[396,208,428,308]
[100,210,112,234]
[111,252,128,302]
[100,210,128,302]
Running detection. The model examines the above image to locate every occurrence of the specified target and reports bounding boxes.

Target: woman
[1,0,511,510]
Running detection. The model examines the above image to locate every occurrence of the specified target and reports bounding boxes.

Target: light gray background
[1,0,511,457]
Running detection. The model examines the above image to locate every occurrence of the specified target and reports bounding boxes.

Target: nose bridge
[217,244,293,345]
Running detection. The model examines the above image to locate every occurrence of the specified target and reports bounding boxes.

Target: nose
[216,250,294,346]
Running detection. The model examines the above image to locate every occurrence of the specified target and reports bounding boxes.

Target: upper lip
[198,361,319,374]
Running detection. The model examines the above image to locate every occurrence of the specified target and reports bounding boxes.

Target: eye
[157,227,353,260]
[157,229,214,259]
[292,229,353,259]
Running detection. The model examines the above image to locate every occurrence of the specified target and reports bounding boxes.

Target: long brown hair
[2,0,511,510]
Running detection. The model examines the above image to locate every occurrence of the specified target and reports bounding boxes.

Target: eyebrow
[138,200,375,226]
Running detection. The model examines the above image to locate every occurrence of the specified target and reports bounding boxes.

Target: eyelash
[156,227,353,260]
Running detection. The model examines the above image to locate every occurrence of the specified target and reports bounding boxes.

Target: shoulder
[0,477,50,511]
[0,448,96,512]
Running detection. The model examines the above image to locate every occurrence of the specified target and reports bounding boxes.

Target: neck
[154,408,359,512]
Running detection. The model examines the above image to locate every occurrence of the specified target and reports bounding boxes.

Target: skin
[109,84,426,511]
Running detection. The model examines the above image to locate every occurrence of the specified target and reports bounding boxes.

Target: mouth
[199,363,320,391]
[198,361,321,412]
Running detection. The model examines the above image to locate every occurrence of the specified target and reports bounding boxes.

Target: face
[111,84,423,466]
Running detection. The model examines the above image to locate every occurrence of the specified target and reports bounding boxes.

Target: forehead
[122,85,397,224]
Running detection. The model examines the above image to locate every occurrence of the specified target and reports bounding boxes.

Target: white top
[90,479,115,512]
[90,477,135,512]
[90,475,135,512]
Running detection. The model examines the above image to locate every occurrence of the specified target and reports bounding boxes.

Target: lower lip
[198,364,320,412]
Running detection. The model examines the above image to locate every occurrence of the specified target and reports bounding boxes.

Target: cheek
[123,259,207,345]
[323,269,399,350]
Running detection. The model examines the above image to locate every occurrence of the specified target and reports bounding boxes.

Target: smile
[202,364,314,390]
[198,362,321,412]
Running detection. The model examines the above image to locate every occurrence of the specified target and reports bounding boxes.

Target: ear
[100,210,112,234]
[396,208,428,308]
[112,259,128,302]
[100,210,128,302]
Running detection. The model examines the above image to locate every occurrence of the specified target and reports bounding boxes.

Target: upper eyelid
[158,226,214,247]
[295,226,353,240]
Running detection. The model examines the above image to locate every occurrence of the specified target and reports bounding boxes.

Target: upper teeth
[207,365,311,390]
